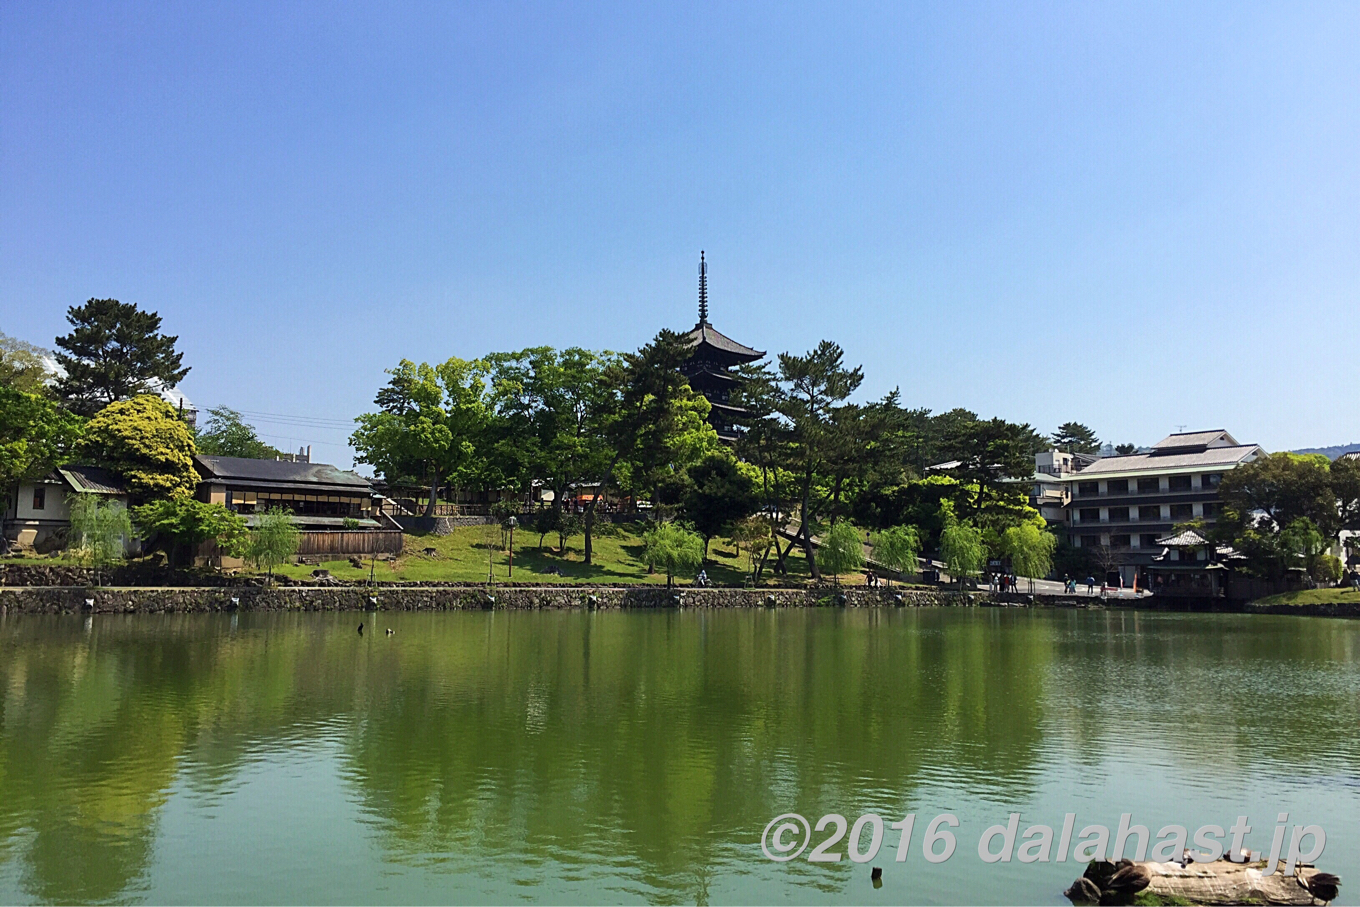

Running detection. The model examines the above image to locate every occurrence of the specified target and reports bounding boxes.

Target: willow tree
[939,503,985,589]
[818,521,866,586]
[1001,522,1056,593]
[641,521,704,587]
[870,525,920,586]
[69,494,134,584]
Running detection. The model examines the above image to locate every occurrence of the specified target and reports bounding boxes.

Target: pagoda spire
[698,250,709,324]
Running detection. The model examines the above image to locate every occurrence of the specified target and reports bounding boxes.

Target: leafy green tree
[246,508,300,582]
[69,494,134,582]
[939,502,985,589]
[729,514,774,582]
[817,520,866,586]
[869,525,920,586]
[1279,518,1328,581]
[194,406,283,459]
[53,299,189,416]
[133,498,248,566]
[0,386,83,547]
[80,394,198,500]
[1331,454,1360,532]
[1219,452,1339,538]
[1114,443,1138,456]
[351,358,491,517]
[1000,522,1057,592]
[1051,422,1100,455]
[486,347,618,532]
[0,331,56,395]
[640,521,704,587]
[683,452,759,560]
[767,340,864,580]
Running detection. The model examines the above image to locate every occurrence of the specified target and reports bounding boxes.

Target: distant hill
[1289,443,1360,460]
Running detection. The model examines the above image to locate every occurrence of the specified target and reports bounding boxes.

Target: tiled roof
[1157,529,1209,547]
[1152,429,1237,449]
[1073,445,1261,475]
[57,465,126,495]
[683,322,764,360]
[1343,451,1360,461]
[195,455,372,488]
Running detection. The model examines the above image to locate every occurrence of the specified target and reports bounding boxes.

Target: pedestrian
[1085,575,1095,594]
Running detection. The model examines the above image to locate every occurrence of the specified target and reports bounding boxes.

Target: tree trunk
[702,535,710,563]
[424,467,441,518]
[583,508,594,565]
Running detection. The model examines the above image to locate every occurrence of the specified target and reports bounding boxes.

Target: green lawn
[264,523,821,586]
[1255,586,1360,606]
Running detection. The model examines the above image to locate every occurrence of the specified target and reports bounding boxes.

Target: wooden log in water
[1065,858,1338,906]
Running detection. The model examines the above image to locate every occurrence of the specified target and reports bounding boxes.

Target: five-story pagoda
[681,252,765,442]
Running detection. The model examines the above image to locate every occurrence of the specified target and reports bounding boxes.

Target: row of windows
[1076,473,1222,496]
[1074,502,1217,523]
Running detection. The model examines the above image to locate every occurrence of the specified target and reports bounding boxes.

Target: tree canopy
[80,394,198,500]
[1051,422,1100,454]
[0,331,55,396]
[0,386,83,505]
[869,525,920,584]
[640,521,704,586]
[350,357,492,517]
[133,498,248,566]
[53,299,189,416]
[194,406,283,459]
[683,452,759,558]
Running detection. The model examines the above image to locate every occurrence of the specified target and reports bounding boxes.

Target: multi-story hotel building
[1061,430,1264,585]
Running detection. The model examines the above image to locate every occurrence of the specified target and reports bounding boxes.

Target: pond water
[1,608,1357,905]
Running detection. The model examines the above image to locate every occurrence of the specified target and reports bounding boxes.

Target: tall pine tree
[54,298,189,416]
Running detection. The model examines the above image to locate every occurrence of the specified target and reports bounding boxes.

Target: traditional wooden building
[680,252,764,442]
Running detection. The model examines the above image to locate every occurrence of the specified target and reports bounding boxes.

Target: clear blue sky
[3,2,1357,466]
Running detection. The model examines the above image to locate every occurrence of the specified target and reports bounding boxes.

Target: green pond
[1,608,1357,905]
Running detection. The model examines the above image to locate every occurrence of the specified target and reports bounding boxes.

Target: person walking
[1085,575,1096,595]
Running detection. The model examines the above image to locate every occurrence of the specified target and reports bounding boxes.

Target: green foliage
[1313,554,1343,585]
[0,331,56,396]
[1051,422,1100,454]
[870,525,920,581]
[729,514,775,579]
[194,406,283,459]
[640,521,704,585]
[133,498,248,565]
[53,298,189,416]
[1000,522,1057,585]
[0,386,83,505]
[1114,443,1138,456]
[818,521,866,583]
[342,517,361,530]
[1332,454,1360,531]
[350,357,491,517]
[939,502,985,586]
[80,394,198,500]
[684,452,759,552]
[246,508,300,580]
[1220,452,1340,537]
[69,494,134,570]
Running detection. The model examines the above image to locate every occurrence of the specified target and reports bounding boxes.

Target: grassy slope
[265,523,822,586]
[1255,586,1360,606]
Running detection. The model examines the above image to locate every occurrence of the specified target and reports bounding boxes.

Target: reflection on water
[1,609,1357,904]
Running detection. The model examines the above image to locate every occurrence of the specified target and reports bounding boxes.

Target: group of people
[990,573,1023,593]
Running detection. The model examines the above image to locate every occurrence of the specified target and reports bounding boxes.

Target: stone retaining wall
[0,585,1087,614]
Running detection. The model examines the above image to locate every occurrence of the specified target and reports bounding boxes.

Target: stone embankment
[0,584,1107,614]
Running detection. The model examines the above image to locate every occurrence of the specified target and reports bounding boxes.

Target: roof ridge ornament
[698,250,709,325]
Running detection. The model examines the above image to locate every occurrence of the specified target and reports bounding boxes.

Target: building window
[1107,479,1129,495]
[32,487,45,510]
[1202,502,1218,518]
[1170,503,1194,520]
[1078,481,1100,497]
[1080,535,1101,548]
[1168,475,1192,492]
[1140,534,1160,549]
[1203,473,1222,488]
[1139,505,1161,522]
[1107,506,1129,522]
[1079,508,1100,523]
[1138,477,1160,494]
[1110,535,1131,549]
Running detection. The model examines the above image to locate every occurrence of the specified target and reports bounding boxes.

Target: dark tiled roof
[1076,445,1261,475]
[1156,529,1209,547]
[682,322,764,360]
[195,455,372,488]
[57,465,126,495]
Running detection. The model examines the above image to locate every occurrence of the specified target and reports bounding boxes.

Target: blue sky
[3,2,1357,466]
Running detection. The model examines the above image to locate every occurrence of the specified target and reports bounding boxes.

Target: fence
[296,529,405,557]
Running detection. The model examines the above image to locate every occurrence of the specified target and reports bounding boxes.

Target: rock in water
[1064,877,1101,905]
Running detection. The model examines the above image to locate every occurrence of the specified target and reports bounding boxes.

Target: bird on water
[357,623,364,635]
